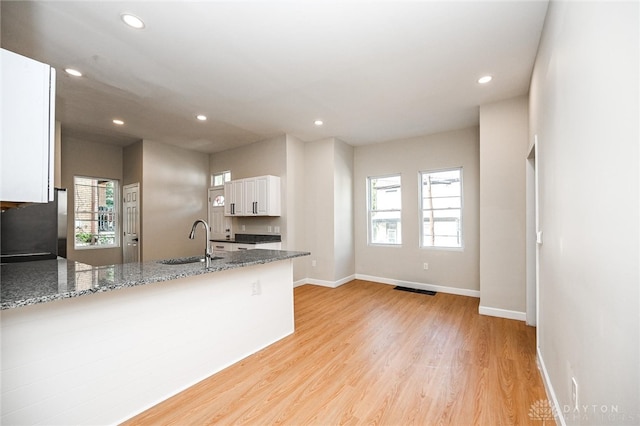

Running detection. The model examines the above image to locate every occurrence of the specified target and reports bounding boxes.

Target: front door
[123,183,140,263]
[208,187,232,240]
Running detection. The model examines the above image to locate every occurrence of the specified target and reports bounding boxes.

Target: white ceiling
[1,1,549,153]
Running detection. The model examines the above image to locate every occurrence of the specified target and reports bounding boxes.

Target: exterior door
[123,183,140,263]
[209,187,232,240]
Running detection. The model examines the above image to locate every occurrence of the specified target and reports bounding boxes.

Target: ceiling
[1,1,549,154]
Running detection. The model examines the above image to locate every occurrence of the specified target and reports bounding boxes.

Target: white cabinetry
[210,241,282,252]
[225,175,280,216]
[1,49,56,203]
[224,180,245,216]
[211,242,233,253]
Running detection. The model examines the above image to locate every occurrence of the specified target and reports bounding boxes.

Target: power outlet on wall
[251,280,261,296]
[423,262,429,270]
[571,377,579,411]
[311,260,317,267]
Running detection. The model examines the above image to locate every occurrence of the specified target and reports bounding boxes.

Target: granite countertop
[1,249,309,310]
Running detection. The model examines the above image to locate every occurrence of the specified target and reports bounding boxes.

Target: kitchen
[1,1,638,425]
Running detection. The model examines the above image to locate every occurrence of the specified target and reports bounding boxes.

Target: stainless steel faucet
[189,219,212,267]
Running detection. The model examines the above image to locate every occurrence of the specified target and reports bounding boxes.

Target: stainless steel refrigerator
[1,188,67,263]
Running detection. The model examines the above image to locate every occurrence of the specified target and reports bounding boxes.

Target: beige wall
[285,134,307,282]
[353,127,480,293]
[479,96,529,315]
[530,1,639,421]
[123,140,143,186]
[303,138,336,282]
[61,137,123,266]
[141,140,209,261]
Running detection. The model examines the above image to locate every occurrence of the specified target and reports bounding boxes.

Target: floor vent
[394,286,436,296]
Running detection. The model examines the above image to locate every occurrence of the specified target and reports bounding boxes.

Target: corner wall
[141,140,209,261]
[479,96,529,319]
[285,135,307,282]
[61,137,123,266]
[530,1,639,423]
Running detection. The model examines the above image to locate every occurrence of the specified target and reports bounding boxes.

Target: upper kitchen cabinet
[225,175,281,217]
[224,179,245,216]
[1,49,56,204]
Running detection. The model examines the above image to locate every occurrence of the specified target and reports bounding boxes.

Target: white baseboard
[302,274,356,289]
[537,346,566,426]
[354,274,481,298]
[478,305,526,321]
[293,278,307,288]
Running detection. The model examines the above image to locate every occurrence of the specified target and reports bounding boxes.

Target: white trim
[304,274,355,289]
[478,305,526,321]
[355,274,480,298]
[293,278,307,288]
[537,347,566,426]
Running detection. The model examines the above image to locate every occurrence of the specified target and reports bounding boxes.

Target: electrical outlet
[311,260,317,267]
[571,377,578,411]
[241,225,246,231]
[274,226,280,233]
[251,280,261,296]
[423,262,429,270]
[267,226,272,233]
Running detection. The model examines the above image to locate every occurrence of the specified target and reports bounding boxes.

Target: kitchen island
[1,249,309,425]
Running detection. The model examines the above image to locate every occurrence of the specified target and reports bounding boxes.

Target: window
[74,176,119,249]
[368,174,402,245]
[420,168,462,248]
[212,171,231,187]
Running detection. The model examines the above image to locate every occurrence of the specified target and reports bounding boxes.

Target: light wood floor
[124,280,553,425]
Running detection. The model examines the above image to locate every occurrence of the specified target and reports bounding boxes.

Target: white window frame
[73,176,120,250]
[211,170,231,187]
[419,167,463,250]
[367,174,402,246]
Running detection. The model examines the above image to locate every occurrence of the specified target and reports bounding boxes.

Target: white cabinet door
[248,175,281,216]
[255,176,269,215]
[224,180,244,216]
[1,49,56,203]
[243,178,257,215]
[255,242,282,250]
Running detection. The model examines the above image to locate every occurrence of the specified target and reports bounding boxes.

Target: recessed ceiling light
[113,119,125,126]
[65,68,82,77]
[121,13,145,29]
[478,75,493,84]
[196,114,207,121]
[314,120,324,126]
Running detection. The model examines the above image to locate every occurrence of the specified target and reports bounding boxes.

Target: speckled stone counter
[1,249,309,310]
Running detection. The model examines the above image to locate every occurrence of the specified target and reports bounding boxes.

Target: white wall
[530,1,639,423]
[479,96,529,318]
[353,127,480,294]
[141,140,209,261]
[61,137,123,266]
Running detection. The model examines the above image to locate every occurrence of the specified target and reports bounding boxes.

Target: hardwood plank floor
[123,280,553,425]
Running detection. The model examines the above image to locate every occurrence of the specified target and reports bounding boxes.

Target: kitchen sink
[158,256,223,265]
